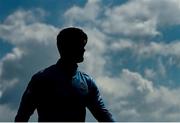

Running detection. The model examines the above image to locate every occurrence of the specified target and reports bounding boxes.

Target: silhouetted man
[15,27,114,122]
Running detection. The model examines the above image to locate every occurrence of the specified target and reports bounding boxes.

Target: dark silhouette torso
[30,61,88,121]
[15,27,114,122]
[15,60,114,122]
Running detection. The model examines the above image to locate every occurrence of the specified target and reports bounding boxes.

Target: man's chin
[76,57,84,63]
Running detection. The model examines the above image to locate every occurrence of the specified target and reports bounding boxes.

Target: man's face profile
[68,38,87,63]
[57,27,88,63]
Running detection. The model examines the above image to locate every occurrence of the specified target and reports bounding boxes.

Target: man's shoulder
[77,70,96,86]
[78,70,89,77]
[78,70,91,79]
[32,64,57,79]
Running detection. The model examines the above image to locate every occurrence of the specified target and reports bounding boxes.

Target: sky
[1,0,180,121]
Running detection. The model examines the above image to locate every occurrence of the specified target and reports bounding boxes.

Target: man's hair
[57,27,88,55]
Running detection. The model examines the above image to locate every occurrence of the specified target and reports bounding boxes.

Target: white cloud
[136,41,180,59]
[100,0,158,37]
[145,86,180,121]
[64,0,101,25]
[64,0,160,38]
[101,0,180,38]
[97,69,180,121]
[0,48,24,92]
[145,0,180,26]
[0,9,57,45]
[0,104,16,121]
[121,69,154,93]
[157,58,166,77]
[144,68,156,79]
[64,0,180,38]
[2,48,24,62]
[110,39,134,51]
[109,39,180,68]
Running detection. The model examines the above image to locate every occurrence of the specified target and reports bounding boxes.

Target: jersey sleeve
[86,77,115,122]
[15,75,38,122]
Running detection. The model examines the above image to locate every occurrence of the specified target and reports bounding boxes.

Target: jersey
[15,59,114,122]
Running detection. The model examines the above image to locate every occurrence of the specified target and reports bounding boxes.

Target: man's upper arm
[15,75,38,122]
[86,78,114,122]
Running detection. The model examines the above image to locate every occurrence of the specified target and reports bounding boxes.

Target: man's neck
[57,59,78,76]
[59,58,77,67]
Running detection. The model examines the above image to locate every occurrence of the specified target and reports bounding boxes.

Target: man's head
[57,27,88,63]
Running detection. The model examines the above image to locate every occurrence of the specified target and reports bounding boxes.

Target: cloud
[101,2,159,38]
[137,41,180,58]
[109,39,180,67]
[97,69,180,121]
[110,39,180,57]
[144,68,156,80]
[64,0,101,25]
[63,0,180,43]
[145,0,180,26]
[110,39,134,51]
[97,69,154,98]
[0,9,57,45]
[101,0,180,38]
[0,104,16,121]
